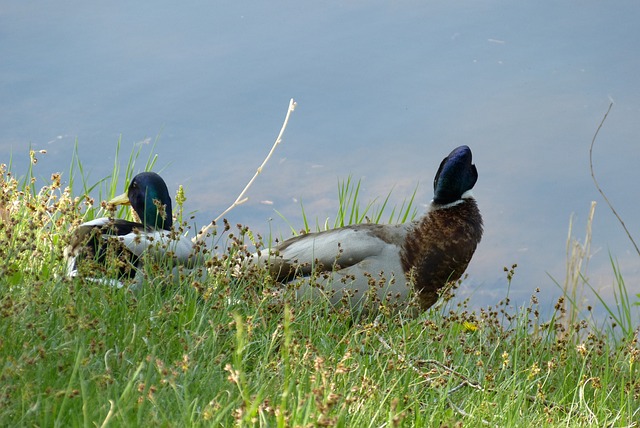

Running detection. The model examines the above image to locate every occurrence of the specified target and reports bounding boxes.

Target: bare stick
[194,98,297,243]
[589,102,640,257]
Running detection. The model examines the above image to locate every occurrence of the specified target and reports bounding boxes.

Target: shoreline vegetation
[1,101,638,426]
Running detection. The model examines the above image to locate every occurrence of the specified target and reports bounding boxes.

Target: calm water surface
[2,1,639,316]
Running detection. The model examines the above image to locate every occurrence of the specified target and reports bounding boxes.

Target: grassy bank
[0,148,638,427]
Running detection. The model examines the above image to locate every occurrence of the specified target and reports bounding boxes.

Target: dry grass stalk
[561,201,596,333]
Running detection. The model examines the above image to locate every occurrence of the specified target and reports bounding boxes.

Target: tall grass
[0,143,639,426]
[550,200,639,343]
[279,175,419,236]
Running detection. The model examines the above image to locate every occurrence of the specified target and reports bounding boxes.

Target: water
[2,1,639,316]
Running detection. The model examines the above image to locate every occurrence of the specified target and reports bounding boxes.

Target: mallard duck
[252,145,483,312]
[65,172,199,282]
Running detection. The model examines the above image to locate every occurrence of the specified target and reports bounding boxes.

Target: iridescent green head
[433,145,478,205]
[109,172,173,230]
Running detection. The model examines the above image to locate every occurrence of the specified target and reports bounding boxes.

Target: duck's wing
[65,218,201,278]
[118,230,199,265]
[252,223,414,309]
[257,223,410,280]
[64,217,143,278]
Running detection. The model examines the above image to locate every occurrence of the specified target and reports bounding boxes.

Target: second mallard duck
[251,145,483,312]
[65,172,200,282]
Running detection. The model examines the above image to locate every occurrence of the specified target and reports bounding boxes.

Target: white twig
[194,98,297,243]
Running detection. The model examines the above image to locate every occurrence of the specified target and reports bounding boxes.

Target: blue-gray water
[2,2,639,316]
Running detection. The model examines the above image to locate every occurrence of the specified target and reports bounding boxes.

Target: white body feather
[253,223,415,309]
[115,229,197,263]
[65,217,201,278]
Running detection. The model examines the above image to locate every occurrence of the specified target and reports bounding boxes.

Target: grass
[1,144,639,427]
[278,175,419,236]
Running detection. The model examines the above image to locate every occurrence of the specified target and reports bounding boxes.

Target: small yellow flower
[502,351,510,368]
[176,185,186,206]
[528,362,541,380]
[629,347,639,369]
[462,321,479,332]
[179,354,190,372]
[576,343,588,357]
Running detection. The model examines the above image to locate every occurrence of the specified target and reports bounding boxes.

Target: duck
[251,145,483,312]
[65,171,201,282]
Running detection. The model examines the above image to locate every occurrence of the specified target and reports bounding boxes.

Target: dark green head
[109,172,173,230]
[433,145,478,205]
[129,172,173,230]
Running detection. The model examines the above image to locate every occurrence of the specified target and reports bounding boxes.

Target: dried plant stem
[562,201,596,330]
[194,98,297,243]
[589,102,640,257]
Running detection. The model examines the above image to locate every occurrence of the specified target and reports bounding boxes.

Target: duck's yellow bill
[108,192,131,206]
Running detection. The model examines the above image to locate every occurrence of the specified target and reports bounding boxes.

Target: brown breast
[400,198,483,310]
